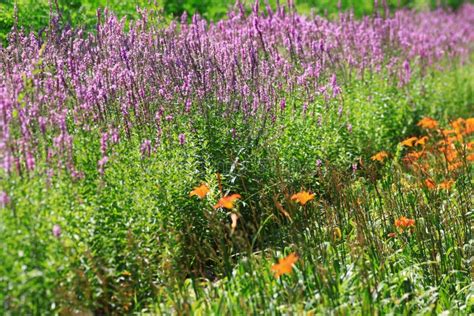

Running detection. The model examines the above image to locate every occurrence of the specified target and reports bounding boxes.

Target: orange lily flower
[189,183,210,199]
[424,178,436,189]
[451,118,465,134]
[291,191,315,206]
[442,129,456,137]
[438,180,454,190]
[466,118,474,134]
[400,137,418,147]
[371,151,389,162]
[415,136,428,146]
[448,162,462,171]
[214,194,241,209]
[395,216,416,230]
[403,151,424,164]
[443,148,458,162]
[417,117,438,129]
[271,253,299,278]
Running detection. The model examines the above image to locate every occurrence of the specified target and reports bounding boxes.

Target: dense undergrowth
[1,2,474,314]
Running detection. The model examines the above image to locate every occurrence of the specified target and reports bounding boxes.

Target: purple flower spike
[179,133,186,145]
[98,156,109,176]
[52,224,61,238]
[0,191,10,208]
[347,123,353,133]
[140,139,152,157]
[280,99,286,111]
[316,159,322,168]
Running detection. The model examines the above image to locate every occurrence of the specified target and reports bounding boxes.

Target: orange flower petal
[214,193,241,209]
[291,191,315,206]
[448,162,462,171]
[417,117,438,129]
[395,216,416,229]
[415,136,428,146]
[451,118,465,131]
[400,137,418,147]
[371,151,389,162]
[466,118,474,134]
[424,178,436,190]
[438,180,454,190]
[189,183,210,199]
[271,253,298,278]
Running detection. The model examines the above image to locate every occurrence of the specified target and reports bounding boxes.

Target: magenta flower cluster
[1,4,474,176]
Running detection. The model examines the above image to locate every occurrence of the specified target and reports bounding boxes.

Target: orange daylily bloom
[467,153,474,162]
[371,151,389,162]
[438,180,454,190]
[291,191,315,206]
[442,129,456,136]
[403,151,424,163]
[412,162,431,173]
[400,137,418,147]
[443,148,458,162]
[466,118,474,134]
[448,135,463,143]
[451,118,465,134]
[415,136,428,146]
[448,162,462,171]
[417,117,438,129]
[424,178,436,189]
[395,216,416,229]
[467,142,474,150]
[189,183,210,199]
[271,253,299,278]
[214,194,241,209]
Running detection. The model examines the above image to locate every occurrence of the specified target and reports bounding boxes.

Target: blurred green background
[0,0,469,44]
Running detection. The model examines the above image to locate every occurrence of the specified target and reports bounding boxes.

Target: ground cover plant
[0,1,473,314]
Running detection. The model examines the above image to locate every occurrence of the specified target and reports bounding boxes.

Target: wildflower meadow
[1,0,473,314]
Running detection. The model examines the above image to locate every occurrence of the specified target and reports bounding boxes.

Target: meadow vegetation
[0,1,473,314]
[0,0,470,44]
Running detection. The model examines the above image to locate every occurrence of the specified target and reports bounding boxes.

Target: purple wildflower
[280,99,286,111]
[0,191,10,208]
[140,139,152,157]
[178,133,186,145]
[316,159,322,168]
[52,224,61,238]
[347,123,353,133]
[98,156,109,176]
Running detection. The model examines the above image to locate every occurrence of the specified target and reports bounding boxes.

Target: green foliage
[1,56,473,313]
